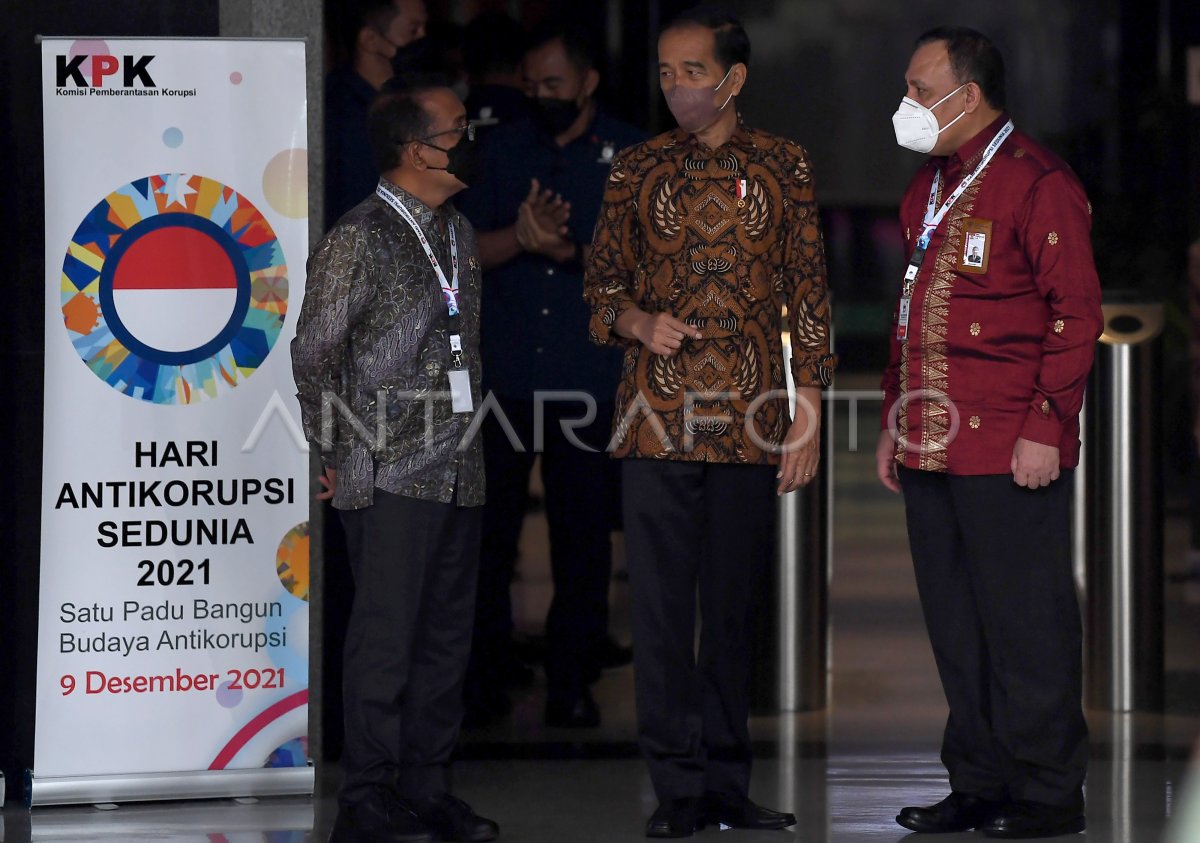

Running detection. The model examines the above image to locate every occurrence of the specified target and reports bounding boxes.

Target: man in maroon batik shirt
[876,27,1102,840]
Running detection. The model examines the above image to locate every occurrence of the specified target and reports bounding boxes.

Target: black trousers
[338,491,481,806]
[899,468,1088,808]
[623,459,776,801]
[471,395,618,698]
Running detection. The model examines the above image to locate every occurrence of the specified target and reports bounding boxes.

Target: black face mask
[391,37,437,77]
[531,96,582,136]
[423,135,478,187]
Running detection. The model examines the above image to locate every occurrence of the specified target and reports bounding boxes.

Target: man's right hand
[875,430,900,493]
[627,311,703,356]
[316,466,337,501]
[515,203,575,262]
[525,178,570,235]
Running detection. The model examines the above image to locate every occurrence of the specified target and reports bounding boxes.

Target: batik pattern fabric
[585,121,835,463]
[292,180,484,509]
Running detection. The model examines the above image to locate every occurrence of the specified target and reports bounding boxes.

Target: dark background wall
[4,0,1199,803]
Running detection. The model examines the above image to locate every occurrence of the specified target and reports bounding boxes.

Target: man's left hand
[1011,437,1060,489]
[777,389,821,495]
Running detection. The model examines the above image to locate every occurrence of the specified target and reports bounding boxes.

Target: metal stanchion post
[1084,303,1165,712]
[751,337,832,712]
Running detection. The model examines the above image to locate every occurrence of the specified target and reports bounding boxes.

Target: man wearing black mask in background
[326,0,429,229]
[456,21,645,729]
[462,11,531,142]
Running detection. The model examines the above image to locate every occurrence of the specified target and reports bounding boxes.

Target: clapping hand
[515,178,576,262]
[524,178,570,235]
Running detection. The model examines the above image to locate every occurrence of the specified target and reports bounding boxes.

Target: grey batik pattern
[292,181,484,510]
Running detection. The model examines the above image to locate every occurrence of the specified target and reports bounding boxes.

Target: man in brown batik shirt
[584,7,834,839]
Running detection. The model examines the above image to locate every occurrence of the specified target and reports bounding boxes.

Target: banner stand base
[28,764,313,807]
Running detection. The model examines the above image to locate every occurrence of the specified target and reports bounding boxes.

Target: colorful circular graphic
[276,522,310,601]
[61,173,289,404]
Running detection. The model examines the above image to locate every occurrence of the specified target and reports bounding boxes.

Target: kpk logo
[55,51,195,99]
[57,53,156,88]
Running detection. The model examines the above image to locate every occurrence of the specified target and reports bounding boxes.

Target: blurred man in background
[457,20,645,729]
[326,0,429,228]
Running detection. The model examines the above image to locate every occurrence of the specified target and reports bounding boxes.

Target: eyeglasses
[413,123,476,145]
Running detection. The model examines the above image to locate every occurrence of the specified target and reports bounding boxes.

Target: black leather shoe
[402,794,499,843]
[330,787,434,843]
[896,791,1004,833]
[980,801,1086,838]
[702,791,796,830]
[646,797,704,838]
[545,689,600,728]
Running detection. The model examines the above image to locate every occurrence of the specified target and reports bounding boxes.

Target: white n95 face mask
[891,84,966,153]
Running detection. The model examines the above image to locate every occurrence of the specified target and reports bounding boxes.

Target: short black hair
[526,19,601,74]
[662,5,750,72]
[367,84,439,174]
[328,0,401,67]
[916,26,1007,110]
[463,11,527,79]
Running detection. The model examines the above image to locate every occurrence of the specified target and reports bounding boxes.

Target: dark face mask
[423,135,478,186]
[391,37,437,77]
[531,96,582,136]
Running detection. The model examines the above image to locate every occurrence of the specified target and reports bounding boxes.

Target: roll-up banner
[35,38,312,806]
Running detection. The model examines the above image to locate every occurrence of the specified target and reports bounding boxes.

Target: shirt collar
[946,111,1011,172]
[676,113,757,154]
[376,178,438,227]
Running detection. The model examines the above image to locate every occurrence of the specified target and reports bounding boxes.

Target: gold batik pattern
[896,161,988,472]
[896,340,910,465]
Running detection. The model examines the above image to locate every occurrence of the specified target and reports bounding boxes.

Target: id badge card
[448,368,473,413]
[960,218,992,274]
[896,297,911,341]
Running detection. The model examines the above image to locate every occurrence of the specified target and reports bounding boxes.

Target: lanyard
[376,182,460,317]
[897,120,1013,341]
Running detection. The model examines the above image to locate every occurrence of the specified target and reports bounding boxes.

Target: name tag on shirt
[960,218,993,274]
[448,369,473,413]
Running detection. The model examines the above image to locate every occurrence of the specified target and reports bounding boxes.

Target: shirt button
[546,268,555,276]
[541,308,550,316]
[536,346,544,354]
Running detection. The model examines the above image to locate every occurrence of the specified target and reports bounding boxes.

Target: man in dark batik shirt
[584,7,834,839]
[878,27,1101,840]
[293,84,497,843]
